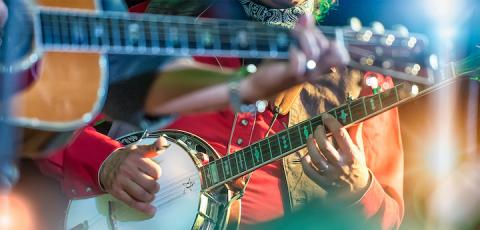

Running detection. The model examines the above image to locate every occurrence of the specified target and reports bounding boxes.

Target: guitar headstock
[339,18,435,85]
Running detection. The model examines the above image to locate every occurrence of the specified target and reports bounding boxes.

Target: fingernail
[147,206,156,215]
[322,113,329,120]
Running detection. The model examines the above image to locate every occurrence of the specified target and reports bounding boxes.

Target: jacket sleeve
[36,125,122,198]
[348,73,404,230]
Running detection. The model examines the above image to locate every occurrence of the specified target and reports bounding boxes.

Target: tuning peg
[371,21,385,35]
[392,24,409,37]
[350,17,362,32]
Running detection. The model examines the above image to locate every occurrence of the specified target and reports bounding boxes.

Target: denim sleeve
[103,54,177,129]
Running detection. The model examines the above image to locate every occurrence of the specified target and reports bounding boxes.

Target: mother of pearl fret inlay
[253,146,262,163]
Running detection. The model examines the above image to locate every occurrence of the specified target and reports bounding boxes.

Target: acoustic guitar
[1,0,434,132]
[1,0,434,156]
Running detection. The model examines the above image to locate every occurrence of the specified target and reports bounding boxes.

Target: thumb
[141,136,170,158]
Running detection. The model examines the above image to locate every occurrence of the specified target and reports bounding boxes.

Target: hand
[288,14,349,82]
[301,113,370,201]
[241,14,349,102]
[100,137,169,215]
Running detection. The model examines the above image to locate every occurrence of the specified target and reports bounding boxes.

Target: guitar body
[65,130,240,230]
[8,0,106,131]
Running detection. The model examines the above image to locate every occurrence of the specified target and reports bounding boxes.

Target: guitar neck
[201,83,418,190]
[38,8,302,58]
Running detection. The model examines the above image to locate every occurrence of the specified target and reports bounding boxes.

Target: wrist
[97,147,122,191]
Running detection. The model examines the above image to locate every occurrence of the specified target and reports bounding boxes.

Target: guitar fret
[148,19,160,52]
[222,158,231,179]
[350,99,366,121]
[252,143,264,165]
[109,17,121,48]
[311,116,322,129]
[259,141,270,163]
[229,154,238,177]
[378,93,383,109]
[362,97,368,117]
[347,102,353,123]
[216,160,225,182]
[269,136,282,158]
[266,138,273,159]
[288,128,302,150]
[39,13,52,45]
[208,163,219,185]
[59,15,71,45]
[243,147,255,169]
[394,86,400,101]
[277,131,290,154]
[380,88,398,108]
[336,105,350,125]
[51,14,61,45]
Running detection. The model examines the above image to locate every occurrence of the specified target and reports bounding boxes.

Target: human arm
[301,75,404,230]
[142,14,348,115]
[37,124,167,215]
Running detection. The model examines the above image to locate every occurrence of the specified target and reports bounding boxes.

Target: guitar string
[37,15,412,48]
[203,89,403,188]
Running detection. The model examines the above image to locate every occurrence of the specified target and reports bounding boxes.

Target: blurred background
[322,0,480,229]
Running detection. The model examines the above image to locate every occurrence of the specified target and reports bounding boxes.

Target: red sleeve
[36,125,122,198]
[347,73,404,230]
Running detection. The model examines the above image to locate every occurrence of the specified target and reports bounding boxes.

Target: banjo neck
[201,49,480,191]
[201,82,419,191]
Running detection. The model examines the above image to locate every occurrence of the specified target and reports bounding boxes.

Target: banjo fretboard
[201,82,415,190]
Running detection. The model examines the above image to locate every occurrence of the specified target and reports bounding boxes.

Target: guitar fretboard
[201,83,414,190]
[38,9,294,58]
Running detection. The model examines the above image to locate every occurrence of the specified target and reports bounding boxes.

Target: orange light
[0,194,34,230]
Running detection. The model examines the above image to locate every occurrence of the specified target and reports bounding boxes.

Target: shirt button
[236,138,244,145]
[86,187,92,193]
[71,189,76,195]
[240,119,248,126]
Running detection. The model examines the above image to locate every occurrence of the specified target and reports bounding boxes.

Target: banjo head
[65,130,231,230]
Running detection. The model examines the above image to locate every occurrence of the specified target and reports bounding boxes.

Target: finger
[297,14,315,28]
[293,28,320,61]
[132,171,160,195]
[121,178,155,203]
[306,135,329,171]
[312,28,330,58]
[143,137,170,158]
[319,42,349,72]
[137,157,162,179]
[289,46,307,79]
[115,190,156,215]
[313,125,341,164]
[301,155,329,187]
[322,113,356,162]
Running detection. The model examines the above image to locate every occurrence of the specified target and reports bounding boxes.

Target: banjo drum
[65,130,239,230]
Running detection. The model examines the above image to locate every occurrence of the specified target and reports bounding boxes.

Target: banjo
[65,80,428,230]
[65,48,480,228]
